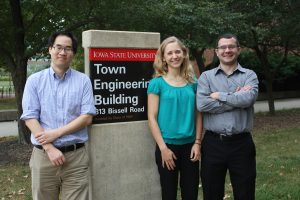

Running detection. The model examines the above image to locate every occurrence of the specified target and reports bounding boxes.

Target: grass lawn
[184,126,300,199]
[0,164,31,200]
[0,98,17,110]
[0,80,14,87]
[254,127,300,199]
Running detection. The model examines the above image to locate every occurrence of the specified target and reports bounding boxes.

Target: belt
[35,143,85,153]
[205,130,250,141]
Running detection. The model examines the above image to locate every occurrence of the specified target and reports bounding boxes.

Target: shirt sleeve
[81,76,97,116]
[147,78,160,95]
[218,70,259,108]
[20,75,41,120]
[196,72,235,113]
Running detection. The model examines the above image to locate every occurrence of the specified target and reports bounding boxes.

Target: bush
[238,51,300,92]
[0,76,11,82]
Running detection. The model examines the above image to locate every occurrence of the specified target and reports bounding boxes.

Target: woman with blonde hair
[147,36,202,200]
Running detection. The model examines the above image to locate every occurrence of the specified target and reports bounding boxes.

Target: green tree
[0,0,103,143]
[1,0,299,144]
[224,0,300,114]
[182,0,300,114]
[0,0,163,143]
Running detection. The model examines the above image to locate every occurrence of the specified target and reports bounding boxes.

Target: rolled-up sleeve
[21,76,41,120]
[81,77,96,116]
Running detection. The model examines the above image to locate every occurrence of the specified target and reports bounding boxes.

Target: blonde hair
[153,36,195,83]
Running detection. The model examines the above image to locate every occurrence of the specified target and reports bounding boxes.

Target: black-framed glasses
[52,45,73,53]
[217,45,239,50]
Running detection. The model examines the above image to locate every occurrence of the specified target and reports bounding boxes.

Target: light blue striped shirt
[21,67,96,146]
[196,64,259,135]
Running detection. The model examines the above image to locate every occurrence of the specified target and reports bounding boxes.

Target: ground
[0,109,300,166]
[0,138,32,165]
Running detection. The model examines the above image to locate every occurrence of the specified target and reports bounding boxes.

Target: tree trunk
[7,0,31,144]
[11,59,31,144]
[264,77,275,115]
[260,62,276,115]
[190,48,206,74]
[252,43,276,115]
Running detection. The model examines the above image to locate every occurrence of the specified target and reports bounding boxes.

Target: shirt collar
[50,66,71,80]
[214,63,246,75]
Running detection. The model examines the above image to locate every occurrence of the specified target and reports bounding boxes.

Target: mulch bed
[0,139,32,165]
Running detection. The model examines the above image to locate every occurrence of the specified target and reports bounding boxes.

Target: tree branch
[291,50,300,57]
[25,4,47,30]
[9,0,25,58]
[277,39,289,68]
[64,17,104,32]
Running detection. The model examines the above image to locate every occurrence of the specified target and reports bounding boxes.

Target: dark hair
[216,33,240,48]
[48,31,78,54]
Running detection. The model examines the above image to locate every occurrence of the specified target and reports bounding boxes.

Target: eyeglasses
[217,45,239,50]
[52,45,73,53]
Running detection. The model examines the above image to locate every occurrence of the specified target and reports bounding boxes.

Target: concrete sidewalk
[254,98,300,112]
[0,120,18,137]
[0,98,300,137]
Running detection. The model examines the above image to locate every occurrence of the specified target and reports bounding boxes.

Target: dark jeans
[155,143,199,200]
[201,132,256,200]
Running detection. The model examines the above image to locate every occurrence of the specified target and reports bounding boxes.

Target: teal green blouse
[147,76,197,145]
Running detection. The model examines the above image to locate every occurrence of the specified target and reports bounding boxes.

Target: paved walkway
[0,120,18,137]
[254,98,300,112]
[0,98,300,137]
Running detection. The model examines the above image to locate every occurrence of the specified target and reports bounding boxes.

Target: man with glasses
[196,33,259,200]
[21,31,96,200]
